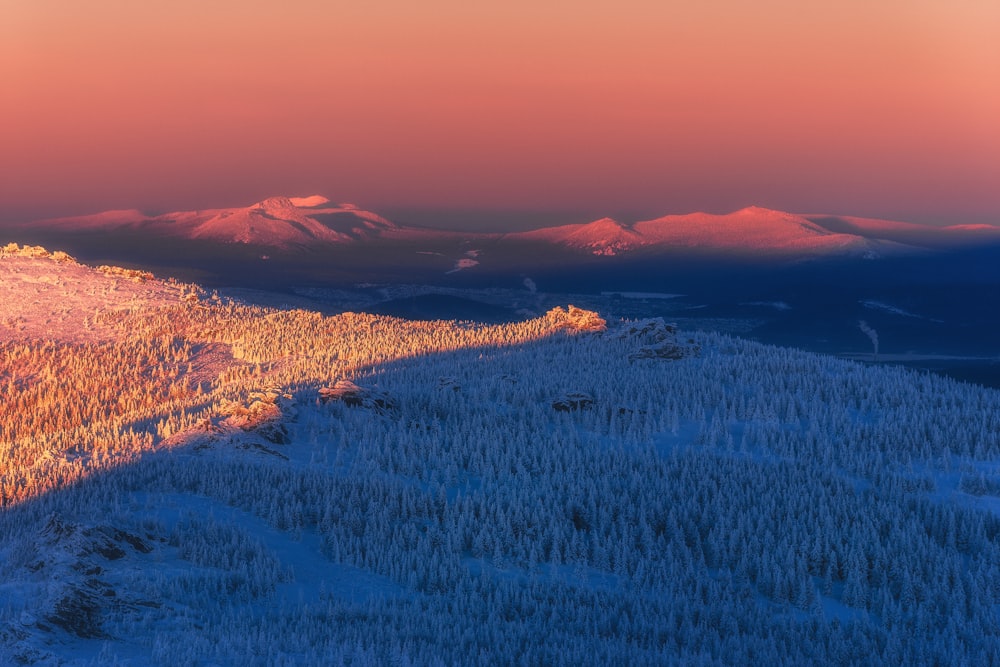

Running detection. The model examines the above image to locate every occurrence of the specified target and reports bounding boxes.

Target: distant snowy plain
[2,245,1000,665]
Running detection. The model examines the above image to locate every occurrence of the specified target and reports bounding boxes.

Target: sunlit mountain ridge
[22,196,398,249]
[17,197,999,257]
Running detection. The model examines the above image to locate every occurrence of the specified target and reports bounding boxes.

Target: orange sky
[2,0,998,225]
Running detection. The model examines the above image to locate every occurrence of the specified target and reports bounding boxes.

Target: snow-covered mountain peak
[575,216,632,236]
[251,196,298,211]
[288,195,332,208]
[583,216,626,229]
[250,195,335,213]
[512,216,643,255]
[628,207,855,253]
[732,205,786,217]
[152,197,398,247]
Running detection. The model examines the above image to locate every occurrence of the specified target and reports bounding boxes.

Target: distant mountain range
[22,196,399,247]
[17,195,1000,259]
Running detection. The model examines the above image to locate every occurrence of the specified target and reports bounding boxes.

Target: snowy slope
[174,196,401,247]
[24,196,400,249]
[634,206,874,253]
[514,207,923,257]
[804,213,1000,248]
[0,244,190,343]
[185,196,353,245]
[3,249,1000,664]
[514,217,644,256]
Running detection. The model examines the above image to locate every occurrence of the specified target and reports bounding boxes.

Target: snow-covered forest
[2,246,1000,665]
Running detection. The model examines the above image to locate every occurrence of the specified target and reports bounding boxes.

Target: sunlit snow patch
[287,195,331,208]
[446,258,480,274]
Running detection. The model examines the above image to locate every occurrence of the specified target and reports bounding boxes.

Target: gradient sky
[2,0,998,226]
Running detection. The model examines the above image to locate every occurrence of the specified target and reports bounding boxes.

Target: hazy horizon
[2,199,995,233]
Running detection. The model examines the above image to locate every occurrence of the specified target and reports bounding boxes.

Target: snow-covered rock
[544,305,607,333]
[319,379,396,412]
[551,391,595,412]
[617,317,698,361]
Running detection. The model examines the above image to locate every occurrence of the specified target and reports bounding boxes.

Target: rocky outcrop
[96,265,154,282]
[617,317,698,361]
[219,393,282,430]
[319,379,396,413]
[1,243,75,263]
[216,389,292,445]
[552,391,595,412]
[545,306,607,333]
[28,516,157,639]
